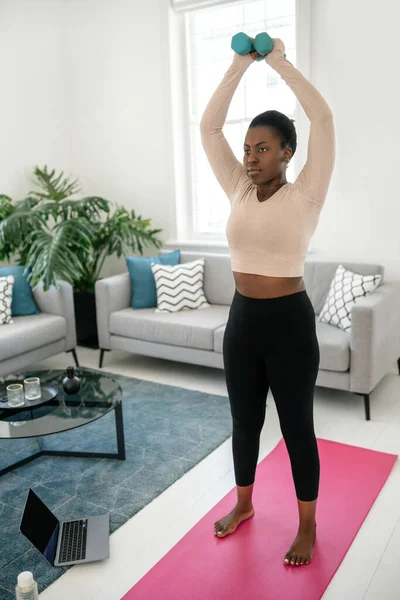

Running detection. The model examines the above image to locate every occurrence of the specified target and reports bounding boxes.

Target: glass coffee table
[0,369,125,477]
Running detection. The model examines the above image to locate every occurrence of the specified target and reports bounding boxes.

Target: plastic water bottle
[15,572,39,600]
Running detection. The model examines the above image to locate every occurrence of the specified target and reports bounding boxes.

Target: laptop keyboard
[59,519,88,563]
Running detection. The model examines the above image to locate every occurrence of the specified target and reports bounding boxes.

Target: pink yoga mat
[122,438,397,600]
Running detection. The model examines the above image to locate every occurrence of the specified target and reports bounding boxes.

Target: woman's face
[243,126,292,183]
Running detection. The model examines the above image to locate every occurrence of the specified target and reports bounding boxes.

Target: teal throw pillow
[0,266,40,316]
[125,250,181,309]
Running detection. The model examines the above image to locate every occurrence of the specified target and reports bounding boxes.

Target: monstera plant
[0,166,162,346]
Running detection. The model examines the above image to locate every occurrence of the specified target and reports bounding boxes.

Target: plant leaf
[29,165,81,202]
[0,197,42,249]
[25,219,92,290]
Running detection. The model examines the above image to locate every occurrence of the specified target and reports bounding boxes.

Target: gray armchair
[0,280,79,377]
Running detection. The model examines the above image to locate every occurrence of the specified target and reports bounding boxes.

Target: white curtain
[170,0,241,13]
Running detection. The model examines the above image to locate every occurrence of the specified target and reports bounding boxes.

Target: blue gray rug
[0,367,231,599]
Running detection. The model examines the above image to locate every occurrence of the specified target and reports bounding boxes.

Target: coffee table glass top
[0,369,122,439]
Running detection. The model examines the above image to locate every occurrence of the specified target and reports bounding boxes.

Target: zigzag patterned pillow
[0,275,15,325]
[318,264,382,332]
[151,258,209,313]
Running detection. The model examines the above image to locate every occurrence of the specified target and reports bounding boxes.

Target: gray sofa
[0,280,79,377]
[95,251,400,421]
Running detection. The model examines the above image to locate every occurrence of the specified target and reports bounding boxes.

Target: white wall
[1,0,400,281]
[0,0,70,199]
[66,0,176,277]
[309,0,400,279]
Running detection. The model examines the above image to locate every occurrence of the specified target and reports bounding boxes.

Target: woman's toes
[214,524,224,536]
[285,553,312,566]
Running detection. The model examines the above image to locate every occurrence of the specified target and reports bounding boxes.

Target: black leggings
[223,289,320,502]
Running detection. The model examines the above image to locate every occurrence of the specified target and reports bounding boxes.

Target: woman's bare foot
[214,504,255,538]
[284,523,317,566]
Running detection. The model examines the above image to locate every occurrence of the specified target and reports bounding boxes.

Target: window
[178,0,298,240]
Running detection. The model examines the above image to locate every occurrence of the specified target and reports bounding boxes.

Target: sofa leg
[66,348,80,368]
[99,349,110,369]
[364,395,370,421]
[354,393,370,421]
[398,357,400,375]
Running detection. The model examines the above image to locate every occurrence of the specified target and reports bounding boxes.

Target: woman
[199,37,335,567]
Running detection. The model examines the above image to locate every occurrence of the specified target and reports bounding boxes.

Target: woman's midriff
[233,271,306,299]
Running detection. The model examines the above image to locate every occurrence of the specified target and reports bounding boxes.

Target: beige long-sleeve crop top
[199,41,335,277]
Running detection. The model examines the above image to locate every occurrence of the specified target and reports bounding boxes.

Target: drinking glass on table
[7,384,25,407]
[23,377,41,401]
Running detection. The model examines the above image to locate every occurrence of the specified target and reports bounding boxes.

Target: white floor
[29,348,400,600]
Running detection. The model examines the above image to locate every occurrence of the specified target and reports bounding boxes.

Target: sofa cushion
[0,313,66,361]
[125,249,181,309]
[318,264,382,332]
[151,258,209,313]
[109,304,230,351]
[316,319,350,371]
[213,325,225,354]
[304,261,385,315]
[214,317,350,372]
[160,250,235,306]
[0,266,40,316]
[0,276,14,325]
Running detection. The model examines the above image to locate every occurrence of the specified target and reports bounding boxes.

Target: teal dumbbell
[231,32,286,61]
[253,32,274,56]
[231,32,264,61]
[254,32,287,58]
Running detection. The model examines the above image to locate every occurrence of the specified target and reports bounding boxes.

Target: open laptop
[20,488,110,567]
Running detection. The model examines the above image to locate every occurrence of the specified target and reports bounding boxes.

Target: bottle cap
[17,572,34,588]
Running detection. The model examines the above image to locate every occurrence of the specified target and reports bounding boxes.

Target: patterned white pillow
[0,275,15,325]
[318,264,382,332]
[151,258,209,313]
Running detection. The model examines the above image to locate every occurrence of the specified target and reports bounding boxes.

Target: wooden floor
[33,347,400,600]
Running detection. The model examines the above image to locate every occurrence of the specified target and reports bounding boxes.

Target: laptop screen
[20,488,60,565]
